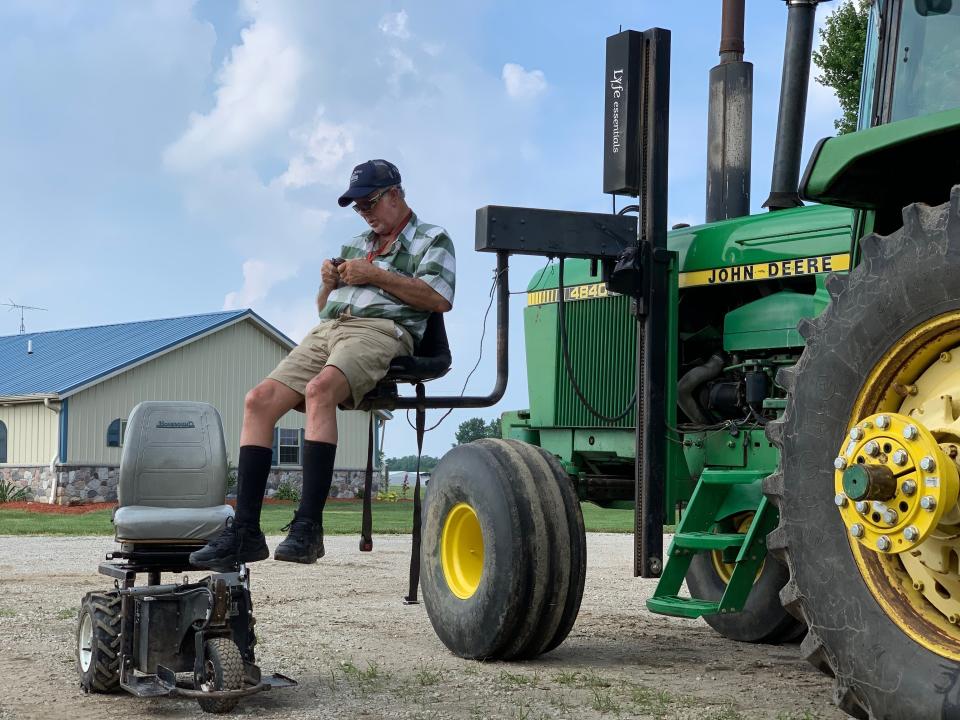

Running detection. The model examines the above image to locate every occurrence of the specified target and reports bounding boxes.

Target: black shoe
[274,514,325,564]
[189,517,269,571]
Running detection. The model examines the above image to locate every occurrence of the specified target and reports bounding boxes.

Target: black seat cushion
[383,312,452,383]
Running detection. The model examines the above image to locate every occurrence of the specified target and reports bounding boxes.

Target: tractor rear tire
[686,543,804,644]
[766,188,960,719]
[421,439,586,660]
[76,591,121,693]
[195,637,244,714]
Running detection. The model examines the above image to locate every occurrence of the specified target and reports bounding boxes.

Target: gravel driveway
[0,534,844,720]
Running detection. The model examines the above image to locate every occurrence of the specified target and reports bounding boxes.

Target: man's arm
[317,259,340,314]
[337,260,451,313]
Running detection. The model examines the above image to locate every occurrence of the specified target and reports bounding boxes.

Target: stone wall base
[0,465,380,504]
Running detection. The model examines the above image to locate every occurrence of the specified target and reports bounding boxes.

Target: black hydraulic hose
[557,257,637,423]
[677,353,727,424]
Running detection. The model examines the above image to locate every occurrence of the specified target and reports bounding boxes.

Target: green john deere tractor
[415,1,960,716]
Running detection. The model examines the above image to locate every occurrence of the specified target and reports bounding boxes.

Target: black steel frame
[96,548,293,700]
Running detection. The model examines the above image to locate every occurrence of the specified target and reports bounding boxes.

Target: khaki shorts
[268,315,414,409]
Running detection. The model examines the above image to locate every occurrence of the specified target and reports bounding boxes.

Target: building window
[278,428,301,465]
[107,418,127,447]
[0,420,6,463]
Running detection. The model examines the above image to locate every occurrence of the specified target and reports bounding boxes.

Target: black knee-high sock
[234,445,274,528]
[298,440,337,524]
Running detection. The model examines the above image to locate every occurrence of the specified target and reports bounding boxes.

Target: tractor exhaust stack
[705,0,753,223]
[763,0,821,211]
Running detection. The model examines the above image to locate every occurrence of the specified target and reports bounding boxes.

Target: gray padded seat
[113,401,234,542]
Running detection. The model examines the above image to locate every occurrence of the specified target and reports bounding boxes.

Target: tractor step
[672,532,745,551]
[646,595,722,618]
[647,467,778,620]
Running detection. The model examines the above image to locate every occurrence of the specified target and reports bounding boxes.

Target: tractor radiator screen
[555,294,637,427]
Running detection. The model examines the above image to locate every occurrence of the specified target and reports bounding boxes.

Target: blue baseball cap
[337,159,402,207]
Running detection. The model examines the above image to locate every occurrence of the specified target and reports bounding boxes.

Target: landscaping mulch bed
[0,501,117,515]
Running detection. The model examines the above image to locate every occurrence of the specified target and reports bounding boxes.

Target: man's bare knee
[245,381,297,421]
[304,375,340,408]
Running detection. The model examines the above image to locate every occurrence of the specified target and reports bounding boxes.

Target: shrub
[376,489,398,502]
[274,481,301,502]
[0,479,29,503]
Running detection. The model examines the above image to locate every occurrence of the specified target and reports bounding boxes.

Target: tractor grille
[555,294,637,427]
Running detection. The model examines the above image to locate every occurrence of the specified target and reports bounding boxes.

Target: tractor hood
[667,204,853,289]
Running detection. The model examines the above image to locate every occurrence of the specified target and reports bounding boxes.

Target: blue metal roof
[0,309,294,398]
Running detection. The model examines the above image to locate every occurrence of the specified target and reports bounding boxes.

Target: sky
[0,1,844,456]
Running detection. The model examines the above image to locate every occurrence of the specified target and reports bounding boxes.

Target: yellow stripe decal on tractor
[527,282,613,306]
[678,253,850,289]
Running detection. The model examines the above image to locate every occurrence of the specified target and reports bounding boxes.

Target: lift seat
[112,401,233,543]
[354,313,452,411]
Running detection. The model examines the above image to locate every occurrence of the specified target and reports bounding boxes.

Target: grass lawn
[0,500,637,536]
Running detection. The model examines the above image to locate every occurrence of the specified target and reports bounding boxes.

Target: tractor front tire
[686,528,804,644]
[76,591,121,693]
[421,439,586,660]
[767,188,960,719]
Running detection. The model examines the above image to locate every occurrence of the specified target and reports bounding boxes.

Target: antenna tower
[2,300,48,334]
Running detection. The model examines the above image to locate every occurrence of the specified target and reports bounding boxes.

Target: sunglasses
[352,187,392,213]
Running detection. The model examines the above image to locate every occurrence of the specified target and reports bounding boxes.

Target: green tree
[453,416,502,446]
[812,0,870,135]
[384,454,439,472]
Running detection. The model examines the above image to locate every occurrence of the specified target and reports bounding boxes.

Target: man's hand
[321,259,341,290]
[338,258,381,286]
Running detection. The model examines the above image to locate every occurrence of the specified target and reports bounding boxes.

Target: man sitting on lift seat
[191,159,456,570]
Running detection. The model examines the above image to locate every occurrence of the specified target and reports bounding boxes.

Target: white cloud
[223,259,297,310]
[387,47,416,89]
[378,10,410,40]
[421,42,444,57]
[164,18,302,171]
[177,165,332,258]
[502,63,547,100]
[277,110,355,189]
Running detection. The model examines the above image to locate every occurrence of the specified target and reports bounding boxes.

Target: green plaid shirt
[319,212,456,341]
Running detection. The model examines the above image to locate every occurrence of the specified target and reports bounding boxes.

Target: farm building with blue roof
[0,310,381,503]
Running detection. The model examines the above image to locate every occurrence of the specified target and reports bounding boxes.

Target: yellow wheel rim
[710,514,763,584]
[440,503,484,599]
[847,310,960,660]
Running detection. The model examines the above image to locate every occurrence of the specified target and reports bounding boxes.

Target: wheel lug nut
[876,536,892,551]
[876,415,891,429]
[901,480,917,496]
[834,493,849,508]
[903,425,919,440]
[892,449,908,466]
[882,509,899,524]
[855,501,869,514]
[920,495,938,511]
[920,456,937,472]
[850,427,865,441]
[834,457,848,471]
[904,526,920,542]
[850,523,865,538]
[864,440,880,456]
